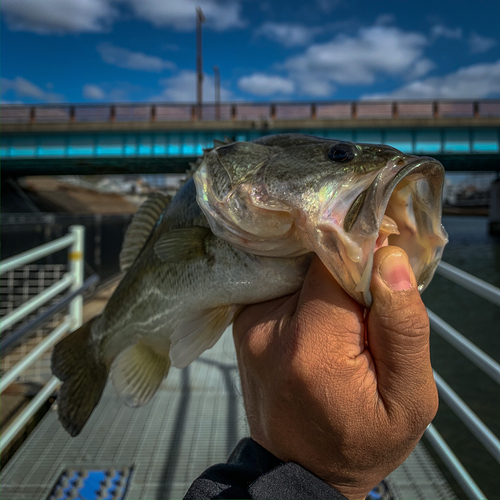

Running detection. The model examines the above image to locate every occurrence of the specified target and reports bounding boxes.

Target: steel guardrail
[0,274,74,332]
[0,274,99,357]
[436,261,500,307]
[425,424,486,500]
[1,99,499,124]
[0,226,86,454]
[426,260,500,499]
[0,319,72,393]
[0,377,61,454]
[0,234,75,275]
[427,310,500,385]
[433,372,500,463]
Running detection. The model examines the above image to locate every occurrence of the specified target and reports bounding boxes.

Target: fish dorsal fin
[120,193,170,272]
[111,340,171,408]
[170,305,239,368]
[154,227,211,263]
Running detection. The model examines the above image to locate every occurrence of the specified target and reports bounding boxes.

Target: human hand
[233,246,438,500]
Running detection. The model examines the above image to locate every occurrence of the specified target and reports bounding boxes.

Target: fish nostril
[396,158,406,166]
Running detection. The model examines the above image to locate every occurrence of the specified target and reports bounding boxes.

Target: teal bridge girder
[1,100,499,175]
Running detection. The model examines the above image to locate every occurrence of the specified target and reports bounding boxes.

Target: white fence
[425,262,500,499]
[0,226,85,452]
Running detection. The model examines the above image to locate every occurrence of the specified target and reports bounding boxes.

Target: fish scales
[51,133,448,436]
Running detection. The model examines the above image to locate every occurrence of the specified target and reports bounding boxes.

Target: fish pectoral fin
[111,341,171,408]
[120,192,171,272]
[170,305,239,369]
[51,317,108,437]
[154,226,211,263]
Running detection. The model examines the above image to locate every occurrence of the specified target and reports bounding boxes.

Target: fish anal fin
[170,305,239,369]
[154,226,211,263]
[120,192,171,272]
[51,317,108,437]
[111,340,171,408]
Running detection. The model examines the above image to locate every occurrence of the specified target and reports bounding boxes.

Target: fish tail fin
[51,317,108,437]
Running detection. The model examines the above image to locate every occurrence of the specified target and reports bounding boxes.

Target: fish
[51,133,448,436]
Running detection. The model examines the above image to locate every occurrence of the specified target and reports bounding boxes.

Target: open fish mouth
[313,157,448,306]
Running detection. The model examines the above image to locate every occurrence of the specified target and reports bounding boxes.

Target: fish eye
[328,144,354,163]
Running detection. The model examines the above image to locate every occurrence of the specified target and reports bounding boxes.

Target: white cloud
[316,0,341,12]
[97,43,176,72]
[0,0,243,34]
[155,70,233,102]
[256,22,322,48]
[282,26,432,96]
[362,59,500,99]
[1,76,64,102]
[299,79,335,98]
[238,74,295,96]
[0,0,116,34]
[407,59,436,80]
[468,33,496,54]
[83,84,106,100]
[375,14,396,26]
[430,24,462,40]
[125,0,244,31]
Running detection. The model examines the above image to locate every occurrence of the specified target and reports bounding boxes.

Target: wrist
[250,433,380,500]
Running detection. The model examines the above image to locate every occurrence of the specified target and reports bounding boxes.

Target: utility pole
[196,7,205,120]
[213,65,220,120]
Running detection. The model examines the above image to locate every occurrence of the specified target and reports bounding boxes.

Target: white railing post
[425,424,487,500]
[68,225,84,330]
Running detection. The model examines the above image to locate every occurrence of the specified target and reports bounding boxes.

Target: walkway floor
[0,328,456,500]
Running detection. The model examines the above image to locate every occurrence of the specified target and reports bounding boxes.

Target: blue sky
[1,0,499,104]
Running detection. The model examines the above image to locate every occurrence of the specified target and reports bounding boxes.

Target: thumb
[367,246,437,419]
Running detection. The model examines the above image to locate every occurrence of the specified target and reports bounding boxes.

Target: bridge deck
[2,100,500,175]
[0,328,456,500]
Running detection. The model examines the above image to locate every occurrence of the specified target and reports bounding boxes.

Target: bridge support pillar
[489,179,500,236]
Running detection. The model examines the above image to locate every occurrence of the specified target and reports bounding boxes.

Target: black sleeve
[183,438,348,500]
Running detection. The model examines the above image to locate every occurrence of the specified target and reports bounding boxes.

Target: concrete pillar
[489,179,500,236]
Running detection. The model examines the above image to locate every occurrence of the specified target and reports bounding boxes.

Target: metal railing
[1,99,499,124]
[424,261,500,500]
[0,226,86,453]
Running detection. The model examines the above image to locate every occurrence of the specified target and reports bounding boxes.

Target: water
[422,216,500,499]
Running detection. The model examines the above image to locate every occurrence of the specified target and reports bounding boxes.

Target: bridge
[1,99,500,176]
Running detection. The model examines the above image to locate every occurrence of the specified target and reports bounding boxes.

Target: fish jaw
[307,156,448,306]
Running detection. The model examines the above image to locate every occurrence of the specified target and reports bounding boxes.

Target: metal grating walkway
[0,327,456,500]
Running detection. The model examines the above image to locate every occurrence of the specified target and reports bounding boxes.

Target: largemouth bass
[52,134,448,436]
